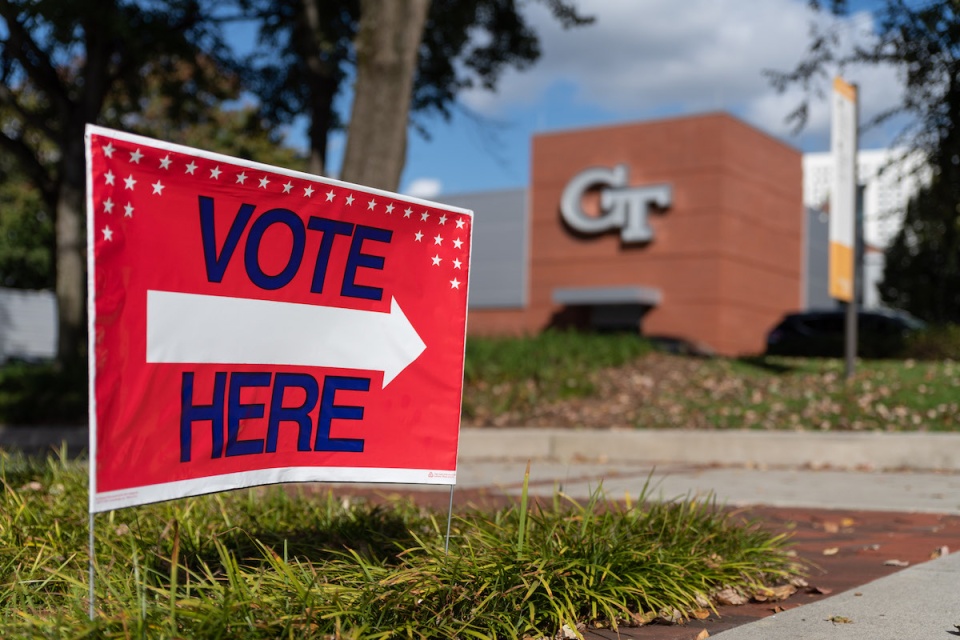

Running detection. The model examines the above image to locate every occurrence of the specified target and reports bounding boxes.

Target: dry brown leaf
[789,577,809,588]
[695,630,710,640]
[840,517,856,527]
[690,608,711,620]
[769,605,786,613]
[809,586,833,595]
[883,559,909,567]
[822,521,840,533]
[714,587,748,606]
[827,615,853,624]
[822,547,839,556]
[753,584,797,602]
[931,545,950,559]
[629,611,657,627]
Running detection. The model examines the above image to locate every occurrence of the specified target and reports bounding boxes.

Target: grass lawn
[0,453,802,639]
[463,333,960,431]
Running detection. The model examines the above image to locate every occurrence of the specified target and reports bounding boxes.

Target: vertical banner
[830,76,858,301]
[85,126,473,513]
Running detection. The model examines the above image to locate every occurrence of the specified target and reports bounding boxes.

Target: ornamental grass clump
[0,451,802,639]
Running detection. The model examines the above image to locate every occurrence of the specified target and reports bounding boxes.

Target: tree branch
[0,1,73,112]
[0,128,55,203]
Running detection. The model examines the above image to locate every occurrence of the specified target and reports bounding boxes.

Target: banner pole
[88,511,95,621]
[444,485,455,555]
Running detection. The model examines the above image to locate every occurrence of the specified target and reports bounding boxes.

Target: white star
[453,258,462,269]
[304,185,314,197]
[431,254,442,266]
[210,166,222,179]
[123,174,136,190]
[326,190,335,202]
[103,143,115,158]
[185,161,197,175]
[420,211,430,221]
[367,199,377,211]
[455,218,466,229]
[124,203,134,218]
[151,180,164,195]
[385,203,394,214]
[450,277,461,289]
[102,226,113,241]
[414,231,424,242]
[439,214,448,225]
[345,194,355,206]
[103,198,114,214]
[236,172,247,184]
[433,234,443,246]
[159,155,172,169]
[404,207,412,218]
[283,181,293,194]
[259,176,270,189]
[129,148,143,164]
[453,238,463,249]
[104,171,115,186]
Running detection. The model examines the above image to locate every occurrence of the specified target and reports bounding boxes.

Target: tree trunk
[340,0,430,191]
[55,123,87,368]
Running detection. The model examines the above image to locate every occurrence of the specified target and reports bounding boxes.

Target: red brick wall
[467,112,803,356]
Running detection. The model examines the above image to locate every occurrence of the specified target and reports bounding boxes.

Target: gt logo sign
[559,164,672,243]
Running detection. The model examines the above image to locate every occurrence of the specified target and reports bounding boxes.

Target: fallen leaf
[789,577,809,588]
[931,545,949,559]
[854,592,863,597]
[883,559,910,567]
[629,611,656,626]
[861,543,880,551]
[690,609,710,620]
[822,547,839,556]
[840,517,856,527]
[714,587,748,606]
[695,630,710,640]
[827,615,853,624]
[822,521,840,533]
[753,584,797,602]
[770,605,786,613]
[808,586,833,595]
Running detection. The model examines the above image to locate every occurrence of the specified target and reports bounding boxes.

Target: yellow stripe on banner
[833,77,857,102]
[829,241,854,302]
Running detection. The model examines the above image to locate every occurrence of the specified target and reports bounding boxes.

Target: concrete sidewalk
[712,551,960,640]
[453,429,960,639]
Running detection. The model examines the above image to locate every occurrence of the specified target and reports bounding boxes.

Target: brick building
[441,112,805,356]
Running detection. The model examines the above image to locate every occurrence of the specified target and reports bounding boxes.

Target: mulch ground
[327,484,960,640]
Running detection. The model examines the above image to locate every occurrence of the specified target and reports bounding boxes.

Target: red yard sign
[84,125,472,512]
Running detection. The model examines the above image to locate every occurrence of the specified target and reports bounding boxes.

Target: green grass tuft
[0,452,801,639]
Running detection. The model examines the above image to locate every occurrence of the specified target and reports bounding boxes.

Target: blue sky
[257,0,907,199]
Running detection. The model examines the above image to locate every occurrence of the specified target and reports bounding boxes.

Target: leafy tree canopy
[239,0,592,174]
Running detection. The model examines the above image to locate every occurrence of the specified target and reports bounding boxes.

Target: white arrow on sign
[146,290,426,387]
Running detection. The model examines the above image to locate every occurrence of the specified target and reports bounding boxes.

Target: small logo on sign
[560,164,672,243]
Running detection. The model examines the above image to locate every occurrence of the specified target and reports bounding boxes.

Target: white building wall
[802,149,931,309]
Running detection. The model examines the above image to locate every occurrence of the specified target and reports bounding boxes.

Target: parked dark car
[765,309,925,358]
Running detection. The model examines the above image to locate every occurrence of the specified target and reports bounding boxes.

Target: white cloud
[460,0,907,150]
[403,177,443,199]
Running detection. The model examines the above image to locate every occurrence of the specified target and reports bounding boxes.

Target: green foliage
[0,362,86,425]
[242,0,593,170]
[0,177,51,290]
[462,330,652,418]
[0,453,801,638]
[901,324,960,360]
[880,167,960,324]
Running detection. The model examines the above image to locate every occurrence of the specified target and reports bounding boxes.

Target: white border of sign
[85,125,473,514]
